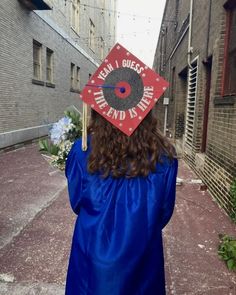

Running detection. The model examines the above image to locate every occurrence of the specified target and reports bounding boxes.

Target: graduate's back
[65,110,178,295]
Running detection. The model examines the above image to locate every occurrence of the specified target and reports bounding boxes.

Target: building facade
[153,0,236,216]
[0,0,117,148]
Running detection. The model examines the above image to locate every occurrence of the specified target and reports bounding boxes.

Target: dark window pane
[225,8,236,95]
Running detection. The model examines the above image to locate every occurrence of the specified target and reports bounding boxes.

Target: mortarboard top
[80,43,169,136]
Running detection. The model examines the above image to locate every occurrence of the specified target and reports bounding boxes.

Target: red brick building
[153,0,236,216]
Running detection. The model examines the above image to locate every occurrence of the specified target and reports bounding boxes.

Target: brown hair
[88,110,175,178]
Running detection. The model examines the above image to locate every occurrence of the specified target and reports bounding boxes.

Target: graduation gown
[65,138,178,295]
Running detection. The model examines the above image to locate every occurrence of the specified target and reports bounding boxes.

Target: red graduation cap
[81,43,169,136]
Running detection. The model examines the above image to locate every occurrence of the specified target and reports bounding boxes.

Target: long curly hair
[88,109,175,178]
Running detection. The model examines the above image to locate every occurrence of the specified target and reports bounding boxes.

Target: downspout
[188,0,194,69]
[160,27,164,73]
[184,0,194,149]
[205,0,212,60]
[161,26,168,136]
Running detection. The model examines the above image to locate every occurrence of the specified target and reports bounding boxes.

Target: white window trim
[100,37,105,60]
[33,40,42,80]
[89,18,95,52]
[46,48,54,83]
[71,0,80,34]
[184,56,199,148]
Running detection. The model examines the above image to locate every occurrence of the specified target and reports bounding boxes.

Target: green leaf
[39,109,82,170]
[229,179,236,223]
[50,144,59,156]
[39,139,49,152]
[218,234,236,271]
[227,259,236,270]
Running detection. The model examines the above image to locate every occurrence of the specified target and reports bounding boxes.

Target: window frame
[76,66,80,91]
[70,63,76,91]
[89,18,95,52]
[46,48,54,83]
[100,37,105,60]
[184,56,199,148]
[71,0,80,34]
[33,40,42,81]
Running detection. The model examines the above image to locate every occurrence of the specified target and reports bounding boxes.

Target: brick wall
[0,0,117,148]
[153,0,236,217]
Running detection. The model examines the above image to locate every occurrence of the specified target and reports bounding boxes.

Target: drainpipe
[188,0,194,69]
[205,0,212,61]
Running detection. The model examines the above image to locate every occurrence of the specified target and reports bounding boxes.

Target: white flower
[50,117,74,145]
[59,140,73,154]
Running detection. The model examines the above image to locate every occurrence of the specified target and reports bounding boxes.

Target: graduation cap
[80,43,169,150]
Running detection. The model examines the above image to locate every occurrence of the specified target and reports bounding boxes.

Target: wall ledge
[214,95,236,106]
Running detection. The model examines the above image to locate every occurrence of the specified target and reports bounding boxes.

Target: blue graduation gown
[65,138,178,295]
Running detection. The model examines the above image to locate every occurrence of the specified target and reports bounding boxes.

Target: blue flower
[50,116,73,145]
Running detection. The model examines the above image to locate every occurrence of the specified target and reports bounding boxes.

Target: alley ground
[0,142,235,295]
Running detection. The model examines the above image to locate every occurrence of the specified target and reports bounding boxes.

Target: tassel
[82,102,88,151]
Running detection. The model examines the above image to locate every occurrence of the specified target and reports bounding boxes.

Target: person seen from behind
[65,109,178,295]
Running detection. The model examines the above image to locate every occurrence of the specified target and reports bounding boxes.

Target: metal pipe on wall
[188,0,194,69]
[205,0,212,60]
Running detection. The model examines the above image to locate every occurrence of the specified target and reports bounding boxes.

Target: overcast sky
[116,0,166,67]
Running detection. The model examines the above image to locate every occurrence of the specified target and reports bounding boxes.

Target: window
[185,57,199,148]
[76,66,80,91]
[223,1,236,95]
[100,37,105,60]
[159,26,167,73]
[170,67,176,102]
[70,64,80,91]
[89,19,95,51]
[46,48,53,83]
[71,0,80,33]
[101,0,105,14]
[70,63,75,90]
[33,40,42,80]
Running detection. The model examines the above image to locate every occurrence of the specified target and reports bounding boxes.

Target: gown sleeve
[160,158,178,229]
[65,141,83,215]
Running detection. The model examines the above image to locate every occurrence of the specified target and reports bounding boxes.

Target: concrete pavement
[0,142,235,294]
[164,161,236,295]
[0,143,66,249]
[0,143,73,294]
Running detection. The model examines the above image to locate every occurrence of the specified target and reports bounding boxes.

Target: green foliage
[229,179,236,222]
[218,234,236,271]
[39,139,59,155]
[38,109,82,170]
[64,110,82,141]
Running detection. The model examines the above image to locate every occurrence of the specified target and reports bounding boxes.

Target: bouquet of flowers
[39,109,82,170]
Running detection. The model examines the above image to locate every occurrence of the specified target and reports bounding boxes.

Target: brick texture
[153,0,236,216]
[0,0,117,147]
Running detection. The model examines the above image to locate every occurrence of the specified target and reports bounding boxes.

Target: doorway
[201,56,212,153]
